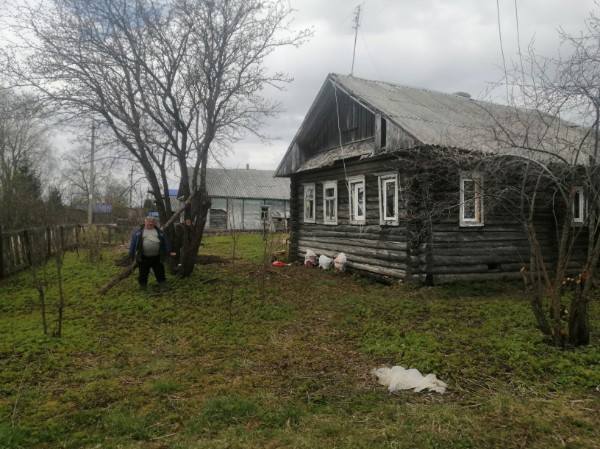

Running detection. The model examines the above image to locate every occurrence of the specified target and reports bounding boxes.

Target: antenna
[350,4,361,76]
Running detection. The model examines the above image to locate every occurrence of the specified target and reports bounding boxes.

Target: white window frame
[572,186,586,225]
[303,183,316,223]
[459,172,484,227]
[323,180,338,225]
[348,175,366,225]
[378,173,399,226]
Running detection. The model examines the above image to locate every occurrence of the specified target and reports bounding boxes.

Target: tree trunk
[179,192,211,277]
[568,291,590,346]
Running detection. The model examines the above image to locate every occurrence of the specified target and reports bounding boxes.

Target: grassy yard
[1,234,599,449]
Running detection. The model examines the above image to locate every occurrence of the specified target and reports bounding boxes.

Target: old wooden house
[172,168,290,232]
[275,74,589,283]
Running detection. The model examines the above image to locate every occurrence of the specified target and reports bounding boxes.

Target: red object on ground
[272,260,288,267]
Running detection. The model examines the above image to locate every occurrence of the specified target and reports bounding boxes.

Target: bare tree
[394,11,600,347]
[0,89,50,229]
[475,10,600,347]
[2,0,310,275]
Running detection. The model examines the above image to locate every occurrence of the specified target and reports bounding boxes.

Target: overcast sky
[218,0,599,171]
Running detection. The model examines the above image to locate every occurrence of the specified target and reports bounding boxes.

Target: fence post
[59,226,65,253]
[46,226,52,258]
[0,225,4,279]
[23,229,32,267]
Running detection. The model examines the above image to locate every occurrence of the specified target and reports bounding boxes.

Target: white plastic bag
[334,252,347,272]
[319,255,333,270]
[371,365,447,394]
[304,249,317,268]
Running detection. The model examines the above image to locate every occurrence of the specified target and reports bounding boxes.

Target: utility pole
[87,121,95,225]
[351,4,361,76]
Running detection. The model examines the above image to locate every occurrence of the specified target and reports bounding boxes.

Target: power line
[496,0,510,103]
[514,0,526,85]
[351,4,361,76]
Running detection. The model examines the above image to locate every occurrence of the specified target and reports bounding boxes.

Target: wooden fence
[0,224,133,279]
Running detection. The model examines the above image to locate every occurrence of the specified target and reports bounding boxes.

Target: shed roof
[276,73,591,176]
[201,168,290,200]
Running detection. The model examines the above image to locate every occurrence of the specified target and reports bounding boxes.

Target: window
[348,175,366,224]
[381,117,387,149]
[378,173,399,225]
[260,205,270,221]
[323,181,338,225]
[303,183,315,223]
[572,186,586,224]
[460,173,484,226]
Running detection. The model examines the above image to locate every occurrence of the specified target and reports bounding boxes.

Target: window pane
[357,184,364,217]
[325,198,335,220]
[463,180,475,219]
[325,187,335,198]
[304,186,314,219]
[574,190,581,219]
[385,180,396,218]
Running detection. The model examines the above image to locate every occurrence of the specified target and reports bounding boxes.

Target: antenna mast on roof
[350,4,361,76]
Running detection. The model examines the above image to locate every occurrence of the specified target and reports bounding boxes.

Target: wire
[496,0,510,103]
[333,82,350,186]
[514,0,526,89]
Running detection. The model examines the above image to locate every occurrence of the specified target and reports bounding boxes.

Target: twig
[150,432,178,441]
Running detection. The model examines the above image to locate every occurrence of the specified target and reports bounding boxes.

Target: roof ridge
[330,73,476,102]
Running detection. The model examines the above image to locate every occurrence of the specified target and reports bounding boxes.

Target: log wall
[289,154,589,283]
[291,158,412,279]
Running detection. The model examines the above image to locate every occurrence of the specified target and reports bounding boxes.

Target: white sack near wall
[334,252,347,271]
[371,366,447,394]
[319,255,333,270]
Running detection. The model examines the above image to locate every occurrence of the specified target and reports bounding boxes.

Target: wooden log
[98,262,137,295]
[433,272,523,283]
[298,245,409,271]
[430,262,527,274]
[346,260,407,278]
[432,253,531,265]
[297,234,408,251]
[297,240,408,261]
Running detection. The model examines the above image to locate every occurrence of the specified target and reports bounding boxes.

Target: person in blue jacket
[129,216,173,290]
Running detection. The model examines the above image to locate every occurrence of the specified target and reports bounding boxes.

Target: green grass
[0,233,599,448]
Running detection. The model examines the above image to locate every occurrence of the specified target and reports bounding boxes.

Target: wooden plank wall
[302,88,375,156]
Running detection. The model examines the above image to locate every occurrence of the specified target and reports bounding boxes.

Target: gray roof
[276,73,591,176]
[203,168,289,200]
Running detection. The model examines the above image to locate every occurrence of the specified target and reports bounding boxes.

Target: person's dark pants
[138,255,166,286]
